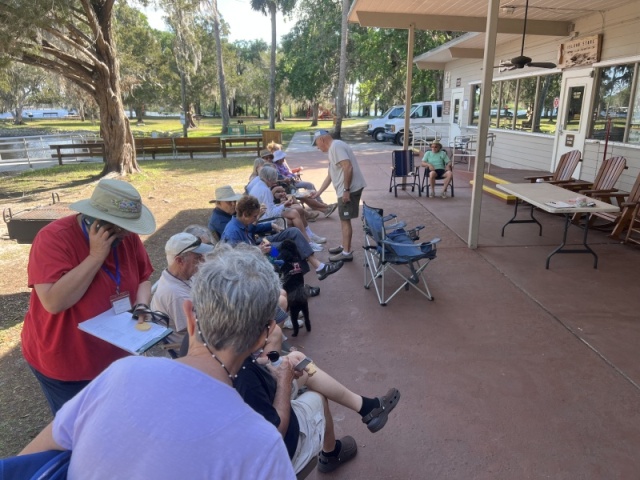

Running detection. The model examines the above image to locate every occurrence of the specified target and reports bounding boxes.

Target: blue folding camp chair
[389,150,421,197]
[362,202,440,306]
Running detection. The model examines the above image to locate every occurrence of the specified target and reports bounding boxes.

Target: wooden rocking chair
[561,156,627,194]
[623,201,640,246]
[587,171,640,239]
[524,149,582,183]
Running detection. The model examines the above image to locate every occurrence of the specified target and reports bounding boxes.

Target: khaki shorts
[290,388,326,474]
[337,188,363,221]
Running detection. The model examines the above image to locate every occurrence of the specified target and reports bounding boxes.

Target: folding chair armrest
[381,237,441,249]
[590,190,627,201]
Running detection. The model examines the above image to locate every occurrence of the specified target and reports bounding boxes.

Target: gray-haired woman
[17,243,296,479]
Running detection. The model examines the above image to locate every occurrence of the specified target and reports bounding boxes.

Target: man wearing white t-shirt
[310,130,367,263]
[151,232,213,344]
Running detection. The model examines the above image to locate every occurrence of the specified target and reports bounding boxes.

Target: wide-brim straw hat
[69,179,156,235]
[209,185,243,204]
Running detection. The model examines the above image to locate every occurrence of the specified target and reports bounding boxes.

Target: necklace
[165,269,191,289]
[195,317,237,382]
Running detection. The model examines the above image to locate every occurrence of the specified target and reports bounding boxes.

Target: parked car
[367,105,405,142]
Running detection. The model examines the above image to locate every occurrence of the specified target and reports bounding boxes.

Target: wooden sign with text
[558,35,602,69]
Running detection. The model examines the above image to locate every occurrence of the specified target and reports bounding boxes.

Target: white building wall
[438,0,640,186]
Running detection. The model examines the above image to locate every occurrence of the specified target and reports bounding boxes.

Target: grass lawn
[0,116,370,143]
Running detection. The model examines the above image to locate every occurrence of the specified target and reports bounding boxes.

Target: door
[449,88,464,144]
[553,71,594,175]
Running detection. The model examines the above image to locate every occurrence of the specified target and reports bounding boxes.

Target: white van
[367,105,405,142]
[383,101,446,145]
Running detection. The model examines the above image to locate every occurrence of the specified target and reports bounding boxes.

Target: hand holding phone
[294,357,312,372]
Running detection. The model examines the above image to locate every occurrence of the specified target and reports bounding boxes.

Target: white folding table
[496,182,619,269]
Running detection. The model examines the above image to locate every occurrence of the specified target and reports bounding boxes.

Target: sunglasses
[177,237,202,256]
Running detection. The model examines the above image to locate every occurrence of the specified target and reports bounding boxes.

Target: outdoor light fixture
[501,5,516,15]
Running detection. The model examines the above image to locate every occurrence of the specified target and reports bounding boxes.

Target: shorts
[337,188,363,221]
[431,168,446,178]
[290,388,326,474]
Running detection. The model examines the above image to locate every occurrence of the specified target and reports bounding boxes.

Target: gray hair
[251,157,265,177]
[190,243,280,354]
[184,224,215,245]
[259,164,278,183]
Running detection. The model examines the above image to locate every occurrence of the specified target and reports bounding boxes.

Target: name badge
[110,292,132,315]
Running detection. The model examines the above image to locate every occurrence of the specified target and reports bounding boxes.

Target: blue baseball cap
[312,129,330,146]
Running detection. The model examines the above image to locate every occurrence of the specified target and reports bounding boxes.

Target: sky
[139,0,294,44]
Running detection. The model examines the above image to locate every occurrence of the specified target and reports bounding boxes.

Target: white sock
[316,263,325,271]
[343,251,351,255]
[305,226,313,237]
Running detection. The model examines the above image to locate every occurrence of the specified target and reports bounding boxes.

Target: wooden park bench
[49,142,105,166]
[134,137,175,160]
[174,137,222,158]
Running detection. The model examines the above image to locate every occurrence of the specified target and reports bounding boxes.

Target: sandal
[362,388,401,433]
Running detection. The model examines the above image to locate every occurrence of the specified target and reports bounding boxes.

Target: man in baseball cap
[151,232,214,345]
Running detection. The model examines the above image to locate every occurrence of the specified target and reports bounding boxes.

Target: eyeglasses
[177,237,202,256]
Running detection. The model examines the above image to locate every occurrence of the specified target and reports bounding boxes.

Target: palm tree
[210,0,230,132]
[334,0,350,138]
[250,0,296,129]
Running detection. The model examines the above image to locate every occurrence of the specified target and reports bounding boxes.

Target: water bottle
[267,351,282,367]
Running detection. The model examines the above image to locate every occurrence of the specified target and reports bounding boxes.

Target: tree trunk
[94,60,139,176]
[212,0,230,134]
[134,105,145,125]
[310,102,319,127]
[268,4,277,130]
[13,106,24,125]
[334,0,350,139]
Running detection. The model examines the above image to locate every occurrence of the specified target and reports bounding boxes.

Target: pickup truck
[383,101,448,145]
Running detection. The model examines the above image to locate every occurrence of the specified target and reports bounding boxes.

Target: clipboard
[78,310,172,355]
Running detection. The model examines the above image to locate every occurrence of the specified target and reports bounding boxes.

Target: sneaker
[329,251,353,262]
[305,210,320,222]
[324,203,338,218]
[305,284,321,297]
[441,190,447,199]
[317,436,358,473]
[309,241,324,252]
[283,317,304,329]
[328,245,344,255]
[310,233,327,244]
[429,190,435,198]
[317,261,344,280]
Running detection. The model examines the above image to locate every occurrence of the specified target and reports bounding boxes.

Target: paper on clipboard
[78,310,172,355]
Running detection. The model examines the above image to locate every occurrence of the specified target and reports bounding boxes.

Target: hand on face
[87,220,117,261]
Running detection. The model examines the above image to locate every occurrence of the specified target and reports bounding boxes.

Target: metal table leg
[501,200,543,237]
[545,213,598,269]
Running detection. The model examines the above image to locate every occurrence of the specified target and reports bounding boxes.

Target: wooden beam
[355,12,571,36]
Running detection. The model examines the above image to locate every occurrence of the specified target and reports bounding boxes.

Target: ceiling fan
[496,0,557,71]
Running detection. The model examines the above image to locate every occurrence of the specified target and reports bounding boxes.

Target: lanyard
[81,219,122,294]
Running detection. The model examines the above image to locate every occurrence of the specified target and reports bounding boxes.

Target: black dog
[278,239,310,337]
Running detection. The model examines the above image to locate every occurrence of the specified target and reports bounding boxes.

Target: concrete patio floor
[283,136,640,479]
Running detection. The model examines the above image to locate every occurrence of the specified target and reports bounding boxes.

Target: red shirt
[21,215,154,381]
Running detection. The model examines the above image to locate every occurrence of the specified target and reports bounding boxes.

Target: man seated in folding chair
[421,141,452,198]
[150,232,214,349]
[362,203,441,306]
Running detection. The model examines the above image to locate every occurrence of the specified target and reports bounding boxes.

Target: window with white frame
[470,72,561,134]
[591,62,639,144]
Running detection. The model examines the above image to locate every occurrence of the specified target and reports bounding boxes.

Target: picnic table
[220,134,263,158]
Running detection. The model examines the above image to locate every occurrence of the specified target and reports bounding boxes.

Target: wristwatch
[344,188,350,192]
